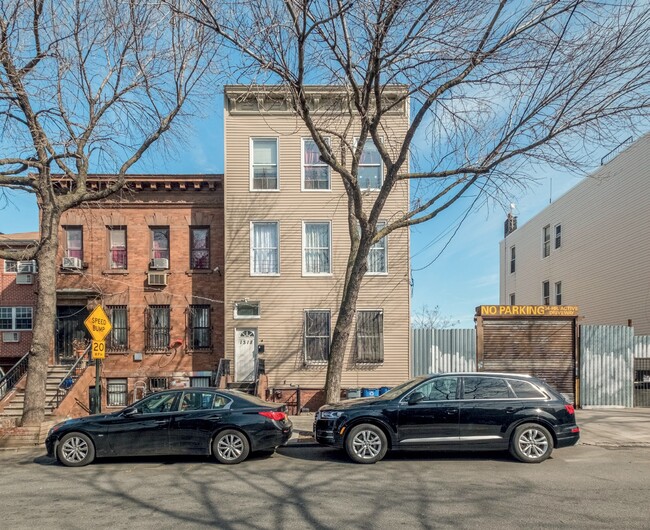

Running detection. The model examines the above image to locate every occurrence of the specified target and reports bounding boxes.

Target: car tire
[345,423,388,464]
[56,432,95,467]
[510,423,553,463]
[213,429,250,464]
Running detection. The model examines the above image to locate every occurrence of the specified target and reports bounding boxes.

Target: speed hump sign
[91,340,106,360]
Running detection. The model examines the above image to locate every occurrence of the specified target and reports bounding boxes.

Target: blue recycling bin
[361,388,379,397]
[378,386,391,395]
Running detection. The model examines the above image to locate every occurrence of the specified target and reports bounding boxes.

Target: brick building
[54,175,224,413]
[0,232,39,374]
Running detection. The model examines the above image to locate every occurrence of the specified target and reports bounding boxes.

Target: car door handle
[446,409,458,415]
[153,420,168,425]
[505,407,515,414]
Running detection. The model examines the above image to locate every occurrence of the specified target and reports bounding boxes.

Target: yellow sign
[478,305,579,317]
[84,305,112,341]
[91,340,106,360]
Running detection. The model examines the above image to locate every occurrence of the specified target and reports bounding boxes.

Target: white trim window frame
[367,221,388,275]
[304,309,330,363]
[555,281,562,305]
[250,221,280,276]
[301,137,331,191]
[234,301,261,319]
[302,221,331,276]
[542,225,551,258]
[3,260,17,273]
[0,306,33,330]
[554,223,562,249]
[542,280,550,305]
[250,137,279,191]
[355,137,383,190]
[356,309,384,363]
[510,245,516,274]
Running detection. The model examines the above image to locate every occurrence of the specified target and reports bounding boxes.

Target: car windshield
[377,376,430,400]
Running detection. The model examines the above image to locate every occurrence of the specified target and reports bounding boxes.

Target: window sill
[102,270,129,275]
[185,269,213,276]
[303,361,328,366]
[366,272,388,277]
[355,360,384,365]
[187,348,213,354]
[302,273,333,278]
[250,273,280,277]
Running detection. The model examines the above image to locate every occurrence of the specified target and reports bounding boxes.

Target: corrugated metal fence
[411,328,476,377]
[635,335,650,358]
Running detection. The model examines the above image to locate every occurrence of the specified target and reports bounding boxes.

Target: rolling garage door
[480,318,576,402]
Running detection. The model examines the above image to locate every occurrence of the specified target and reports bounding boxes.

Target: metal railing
[53,344,92,408]
[0,351,30,399]
[601,136,633,166]
[213,358,231,388]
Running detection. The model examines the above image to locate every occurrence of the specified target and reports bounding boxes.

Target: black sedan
[46,388,292,467]
[315,372,580,464]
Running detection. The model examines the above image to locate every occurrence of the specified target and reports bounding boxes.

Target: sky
[0,91,618,328]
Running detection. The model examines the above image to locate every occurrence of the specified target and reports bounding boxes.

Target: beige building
[500,134,650,334]
[223,86,411,408]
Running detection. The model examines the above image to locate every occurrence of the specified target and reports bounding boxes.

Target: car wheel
[510,423,553,463]
[56,432,95,467]
[213,429,250,464]
[345,423,388,464]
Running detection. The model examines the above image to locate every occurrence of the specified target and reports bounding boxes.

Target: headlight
[320,410,343,420]
[48,422,66,437]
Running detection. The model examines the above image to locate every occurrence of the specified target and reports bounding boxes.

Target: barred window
[189,305,211,350]
[356,310,384,363]
[108,306,128,351]
[107,378,128,407]
[304,310,330,363]
[147,305,170,351]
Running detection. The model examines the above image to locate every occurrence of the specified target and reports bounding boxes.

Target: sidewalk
[285,408,650,448]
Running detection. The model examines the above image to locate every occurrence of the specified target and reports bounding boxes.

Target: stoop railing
[53,344,92,408]
[0,351,30,399]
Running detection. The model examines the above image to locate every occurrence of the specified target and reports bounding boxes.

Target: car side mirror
[408,392,425,405]
[122,407,139,417]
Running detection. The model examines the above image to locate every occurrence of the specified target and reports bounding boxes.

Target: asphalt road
[2,444,649,529]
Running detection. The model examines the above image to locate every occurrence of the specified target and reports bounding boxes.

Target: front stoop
[0,421,56,450]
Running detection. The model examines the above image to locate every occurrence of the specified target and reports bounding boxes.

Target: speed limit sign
[91,339,106,360]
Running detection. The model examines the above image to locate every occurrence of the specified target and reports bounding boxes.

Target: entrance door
[235,328,257,382]
[56,306,90,364]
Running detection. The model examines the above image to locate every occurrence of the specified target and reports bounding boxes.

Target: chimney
[504,213,517,237]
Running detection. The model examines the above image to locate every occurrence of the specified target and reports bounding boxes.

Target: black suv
[314,372,580,464]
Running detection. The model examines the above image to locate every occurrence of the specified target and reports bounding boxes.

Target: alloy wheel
[61,435,89,464]
[518,427,549,459]
[217,434,244,461]
[351,429,383,460]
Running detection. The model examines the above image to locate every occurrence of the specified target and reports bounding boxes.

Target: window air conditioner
[62,256,83,269]
[16,273,34,285]
[2,331,20,343]
[150,258,169,270]
[147,272,168,286]
[16,260,37,273]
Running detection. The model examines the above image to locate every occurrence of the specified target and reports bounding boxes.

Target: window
[0,307,33,330]
[107,379,128,407]
[542,225,550,258]
[146,305,170,351]
[555,281,562,305]
[4,260,17,273]
[64,226,83,260]
[138,392,177,414]
[189,305,211,350]
[108,306,128,351]
[510,246,516,273]
[367,222,387,274]
[507,379,547,399]
[251,138,278,190]
[356,310,384,363]
[251,222,279,275]
[509,293,516,305]
[555,224,562,249]
[304,310,330,363]
[190,377,212,388]
[303,222,331,274]
[542,281,550,305]
[180,391,218,411]
[150,227,170,263]
[357,139,383,189]
[414,377,458,401]
[462,377,511,399]
[234,301,260,318]
[190,227,210,270]
[108,227,127,269]
[302,138,330,190]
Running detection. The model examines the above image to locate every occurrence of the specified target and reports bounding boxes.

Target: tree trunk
[21,210,60,426]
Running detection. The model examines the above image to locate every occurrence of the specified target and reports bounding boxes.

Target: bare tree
[412,305,460,330]
[183,0,650,402]
[0,0,215,425]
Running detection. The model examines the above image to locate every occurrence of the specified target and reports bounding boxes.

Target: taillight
[259,411,286,421]
[565,404,575,415]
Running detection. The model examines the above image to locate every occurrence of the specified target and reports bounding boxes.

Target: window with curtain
[190,227,210,269]
[367,221,387,274]
[189,305,211,350]
[108,305,128,351]
[108,227,127,269]
[65,226,83,259]
[251,138,278,190]
[357,139,383,189]
[302,138,330,190]
[151,227,170,261]
[147,305,170,351]
[251,222,279,274]
[356,310,384,363]
[303,222,330,274]
[304,310,330,362]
